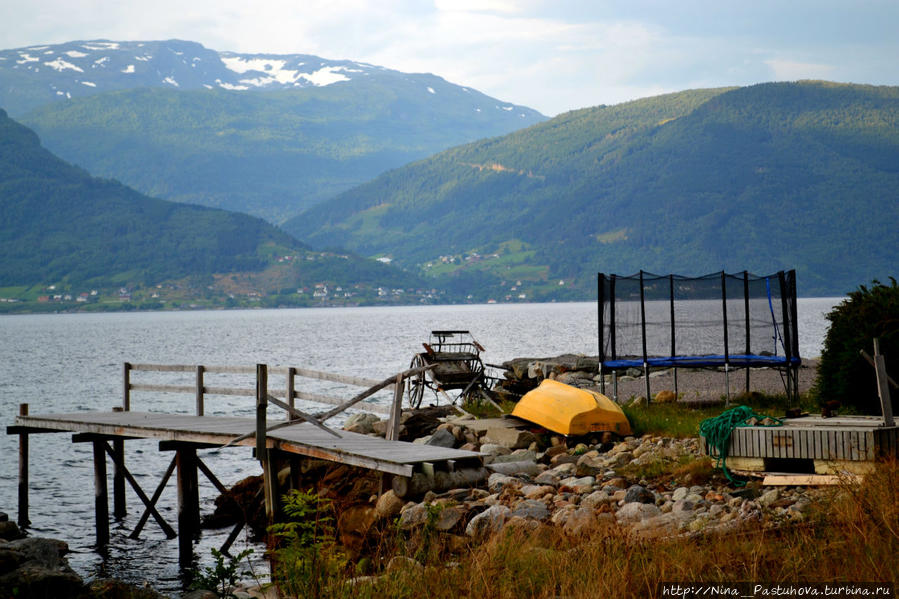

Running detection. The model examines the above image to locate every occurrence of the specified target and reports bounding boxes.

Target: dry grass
[282,460,899,598]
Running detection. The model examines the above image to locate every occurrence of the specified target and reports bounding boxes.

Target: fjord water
[0,300,839,591]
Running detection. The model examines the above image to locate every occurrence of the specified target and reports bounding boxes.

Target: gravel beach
[606,359,818,404]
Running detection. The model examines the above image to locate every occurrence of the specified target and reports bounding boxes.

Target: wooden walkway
[14,410,481,477]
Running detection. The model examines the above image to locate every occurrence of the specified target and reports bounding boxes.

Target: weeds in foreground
[266,460,899,599]
[188,547,254,599]
[267,489,349,599]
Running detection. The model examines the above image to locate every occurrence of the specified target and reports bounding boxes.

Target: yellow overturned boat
[512,379,632,437]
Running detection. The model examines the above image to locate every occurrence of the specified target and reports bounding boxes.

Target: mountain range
[286,81,899,298]
[0,39,544,222]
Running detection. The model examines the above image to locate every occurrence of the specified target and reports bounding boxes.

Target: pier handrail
[121,361,435,446]
[123,362,393,417]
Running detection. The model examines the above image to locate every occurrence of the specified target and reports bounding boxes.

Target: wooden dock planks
[14,411,482,477]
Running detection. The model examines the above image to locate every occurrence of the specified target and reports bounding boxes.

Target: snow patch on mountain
[65,50,88,58]
[122,65,134,73]
[298,66,350,86]
[82,42,120,51]
[45,58,83,73]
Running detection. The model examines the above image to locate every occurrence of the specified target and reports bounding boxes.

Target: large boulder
[482,428,537,450]
[0,538,85,599]
[465,505,510,538]
[343,412,381,434]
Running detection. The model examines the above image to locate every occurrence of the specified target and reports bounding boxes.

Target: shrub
[814,278,899,413]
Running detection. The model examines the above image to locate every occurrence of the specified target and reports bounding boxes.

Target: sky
[1,0,898,116]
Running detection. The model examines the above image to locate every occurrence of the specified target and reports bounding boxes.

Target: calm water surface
[0,300,840,592]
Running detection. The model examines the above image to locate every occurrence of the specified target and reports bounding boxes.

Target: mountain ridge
[285,81,899,298]
[1,39,545,222]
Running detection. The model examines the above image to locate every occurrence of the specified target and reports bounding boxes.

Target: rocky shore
[360,418,821,545]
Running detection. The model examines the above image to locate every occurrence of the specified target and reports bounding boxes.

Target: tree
[814,279,899,413]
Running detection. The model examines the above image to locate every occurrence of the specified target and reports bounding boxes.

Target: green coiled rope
[699,405,783,486]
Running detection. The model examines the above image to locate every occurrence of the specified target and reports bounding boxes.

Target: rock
[672,487,689,502]
[654,390,677,403]
[616,502,662,523]
[487,473,520,492]
[575,454,606,477]
[521,484,555,499]
[581,490,610,510]
[548,462,577,477]
[550,505,577,526]
[550,453,579,466]
[559,476,595,494]
[624,485,655,505]
[562,506,597,536]
[398,503,429,528]
[758,489,780,507]
[343,412,381,434]
[0,538,84,599]
[486,461,541,476]
[338,505,377,552]
[479,443,512,457]
[491,450,537,464]
[434,507,465,531]
[465,505,510,538]
[544,444,568,459]
[509,500,550,521]
[425,428,457,448]
[483,428,537,450]
[0,521,23,541]
[375,491,406,519]
[534,471,559,485]
[387,556,425,573]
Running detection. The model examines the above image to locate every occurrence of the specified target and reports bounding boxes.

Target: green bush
[815,278,899,413]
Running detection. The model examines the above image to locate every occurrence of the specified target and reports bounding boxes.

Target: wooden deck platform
[702,415,899,474]
[14,410,481,477]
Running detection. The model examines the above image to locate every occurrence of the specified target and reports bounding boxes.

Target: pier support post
[112,407,126,520]
[176,445,200,568]
[93,439,110,547]
[17,403,30,528]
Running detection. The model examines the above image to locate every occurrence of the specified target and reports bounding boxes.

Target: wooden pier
[7,362,483,567]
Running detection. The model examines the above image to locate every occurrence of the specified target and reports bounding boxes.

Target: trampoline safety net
[598,270,800,371]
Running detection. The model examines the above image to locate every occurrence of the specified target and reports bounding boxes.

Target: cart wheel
[407,354,427,409]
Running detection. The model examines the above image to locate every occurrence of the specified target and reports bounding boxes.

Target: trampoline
[598,270,800,404]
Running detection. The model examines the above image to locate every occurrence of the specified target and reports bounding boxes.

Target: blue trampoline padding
[602,354,801,369]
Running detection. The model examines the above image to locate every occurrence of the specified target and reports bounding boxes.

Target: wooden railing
[121,362,433,444]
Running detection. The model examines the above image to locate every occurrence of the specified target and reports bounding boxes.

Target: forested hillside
[286,82,899,298]
[0,109,421,309]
